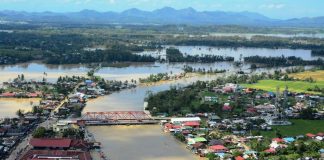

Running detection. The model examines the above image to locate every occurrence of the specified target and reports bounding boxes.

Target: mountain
[0,7,323,27]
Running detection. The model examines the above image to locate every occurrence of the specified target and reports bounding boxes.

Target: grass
[289,70,324,81]
[242,80,324,94]
[261,119,324,138]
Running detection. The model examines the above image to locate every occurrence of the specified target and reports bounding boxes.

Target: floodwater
[0,98,40,118]
[87,125,199,160]
[0,46,320,83]
[209,33,324,39]
[137,46,320,61]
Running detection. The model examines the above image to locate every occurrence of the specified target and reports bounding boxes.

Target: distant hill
[0,7,324,27]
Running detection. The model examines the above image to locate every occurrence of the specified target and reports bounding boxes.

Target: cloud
[259,3,285,9]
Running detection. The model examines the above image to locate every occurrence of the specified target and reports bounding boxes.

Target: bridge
[80,111,159,125]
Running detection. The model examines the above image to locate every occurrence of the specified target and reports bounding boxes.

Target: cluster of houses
[0,116,40,159]
[162,116,324,159]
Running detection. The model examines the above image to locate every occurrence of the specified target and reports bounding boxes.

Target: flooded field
[0,98,40,118]
[87,125,198,160]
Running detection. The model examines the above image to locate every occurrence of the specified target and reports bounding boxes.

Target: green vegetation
[242,79,324,94]
[244,55,323,67]
[289,70,324,81]
[183,65,226,74]
[261,119,324,138]
[165,48,234,62]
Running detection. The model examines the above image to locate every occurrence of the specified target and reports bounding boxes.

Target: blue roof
[319,149,324,153]
[215,153,225,157]
[244,150,257,154]
[85,80,92,83]
[283,137,295,143]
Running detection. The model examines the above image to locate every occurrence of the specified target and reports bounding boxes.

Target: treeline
[183,65,226,74]
[0,32,158,65]
[244,55,324,67]
[164,36,324,50]
[0,49,43,65]
[45,49,156,64]
[166,48,234,63]
[311,50,324,56]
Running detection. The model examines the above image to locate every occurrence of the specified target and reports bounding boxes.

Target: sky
[0,0,323,19]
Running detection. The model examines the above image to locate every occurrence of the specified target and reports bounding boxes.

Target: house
[306,133,316,139]
[222,103,232,111]
[1,92,16,97]
[0,128,6,136]
[204,96,217,102]
[208,139,224,146]
[283,137,295,143]
[182,121,200,128]
[264,148,276,154]
[187,137,207,145]
[170,117,201,124]
[272,138,284,143]
[53,120,79,133]
[254,103,276,112]
[209,145,228,153]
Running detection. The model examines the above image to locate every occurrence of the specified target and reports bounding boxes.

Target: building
[53,120,79,133]
[30,138,72,150]
[21,150,91,160]
[170,117,201,124]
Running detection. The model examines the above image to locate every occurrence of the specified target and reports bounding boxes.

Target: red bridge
[80,111,159,125]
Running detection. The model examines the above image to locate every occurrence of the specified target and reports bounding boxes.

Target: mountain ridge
[0,7,323,27]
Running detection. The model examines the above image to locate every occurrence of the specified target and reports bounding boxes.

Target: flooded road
[87,125,199,160]
[0,98,40,118]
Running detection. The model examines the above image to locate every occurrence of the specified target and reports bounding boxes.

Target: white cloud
[259,3,285,9]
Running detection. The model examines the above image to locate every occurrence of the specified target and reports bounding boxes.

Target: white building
[170,117,201,124]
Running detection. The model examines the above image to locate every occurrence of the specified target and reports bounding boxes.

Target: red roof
[21,150,91,160]
[28,93,39,97]
[222,105,232,111]
[209,145,228,151]
[306,133,316,138]
[317,132,324,136]
[1,92,15,97]
[183,121,200,127]
[182,130,191,134]
[264,148,276,153]
[172,125,181,129]
[235,156,245,160]
[30,138,72,148]
[272,138,284,143]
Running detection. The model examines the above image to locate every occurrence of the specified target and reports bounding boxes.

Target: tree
[300,108,315,119]
[205,153,217,160]
[33,127,46,138]
[16,109,24,117]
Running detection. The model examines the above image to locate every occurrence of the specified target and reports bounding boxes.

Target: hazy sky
[0,0,323,19]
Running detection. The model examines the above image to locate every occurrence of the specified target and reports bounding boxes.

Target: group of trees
[166,48,234,63]
[165,35,324,50]
[183,65,226,74]
[311,50,324,56]
[244,55,324,67]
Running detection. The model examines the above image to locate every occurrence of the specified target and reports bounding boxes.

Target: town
[0,67,323,159]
